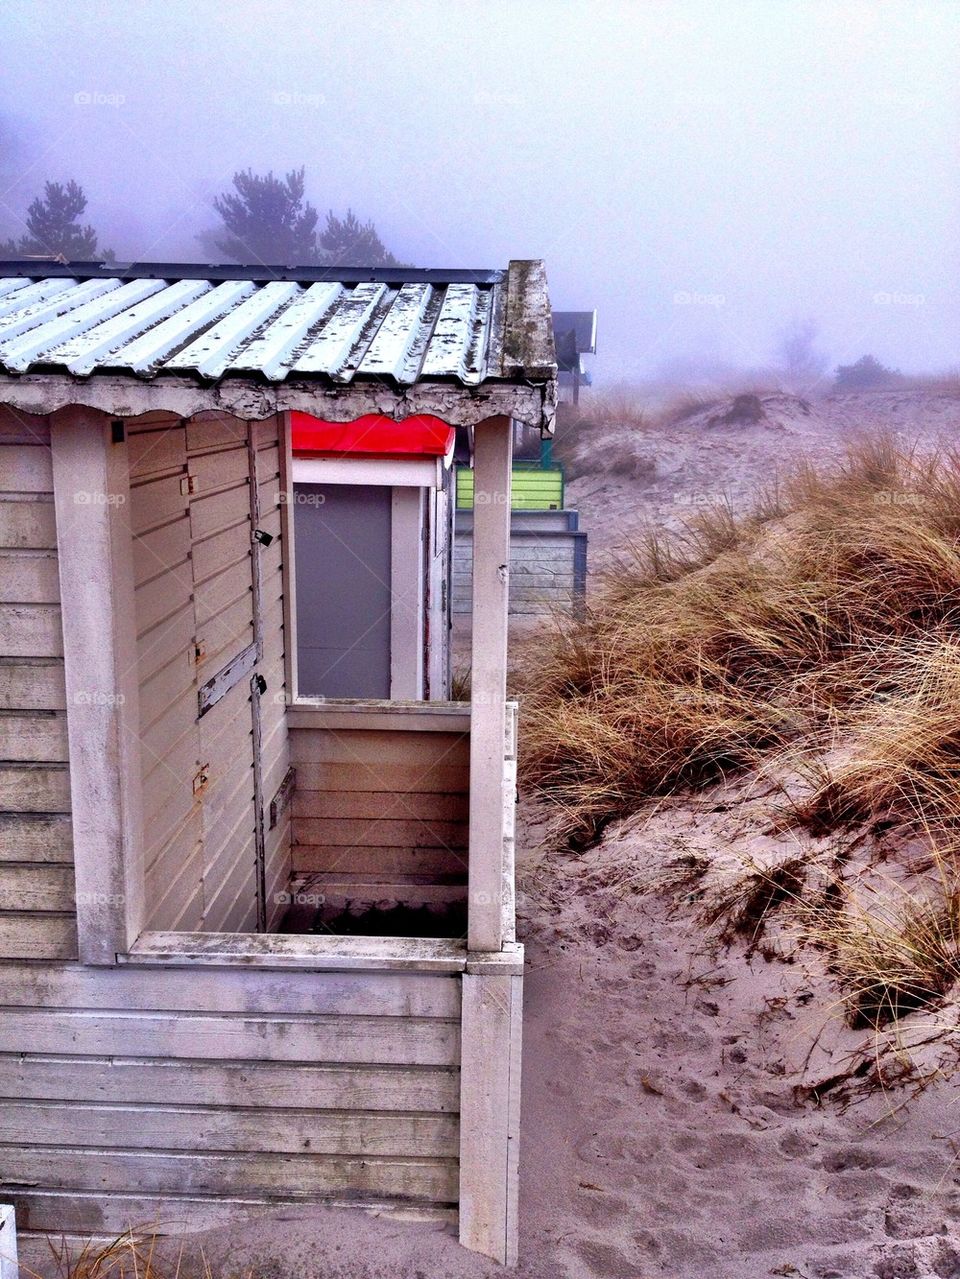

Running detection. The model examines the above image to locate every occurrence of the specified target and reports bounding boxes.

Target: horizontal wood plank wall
[453,524,587,616]
[0,958,461,1244]
[289,725,469,910]
[0,407,76,959]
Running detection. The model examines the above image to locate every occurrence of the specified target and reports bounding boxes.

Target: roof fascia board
[0,370,554,431]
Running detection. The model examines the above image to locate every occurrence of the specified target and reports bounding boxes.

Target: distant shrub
[834,354,901,391]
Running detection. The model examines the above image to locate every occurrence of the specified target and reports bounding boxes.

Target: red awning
[290,412,455,459]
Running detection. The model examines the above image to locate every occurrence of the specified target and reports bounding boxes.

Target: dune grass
[28,1231,249,1279]
[521,435,960,839]
[800,873,960,1027]
[520,434,960,1028]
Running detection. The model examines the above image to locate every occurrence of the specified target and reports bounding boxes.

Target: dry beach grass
[522,434,960,1036]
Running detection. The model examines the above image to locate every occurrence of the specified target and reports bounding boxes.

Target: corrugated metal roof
[0,263,551,387]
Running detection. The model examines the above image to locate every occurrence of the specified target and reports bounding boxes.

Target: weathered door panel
[294,483,392,699]
[132,417,268,933]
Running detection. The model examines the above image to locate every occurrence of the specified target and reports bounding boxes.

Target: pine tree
[318,209,400,267]
[212,167,320,264]
[10,180,111,260]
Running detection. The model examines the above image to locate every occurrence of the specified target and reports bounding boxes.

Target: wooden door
[131,414,268,933]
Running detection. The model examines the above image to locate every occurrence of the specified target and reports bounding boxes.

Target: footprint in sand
[872,1242,922,1278]
[571,1236,645,1277]
[929,1239,960,1278]
[822,1144,891,1173]
[883,1183,947,1240]
[778,1126,817,1157]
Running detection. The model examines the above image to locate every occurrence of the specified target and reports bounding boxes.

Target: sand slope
[513,789,960,1279]
[566,389,960,567]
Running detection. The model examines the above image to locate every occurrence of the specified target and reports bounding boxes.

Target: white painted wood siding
[128,413,290,933]
[289,715,469,910]
[0,957,461,1256]
[0,407,76,959]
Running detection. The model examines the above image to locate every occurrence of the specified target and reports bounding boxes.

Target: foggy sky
[1,0,958,381]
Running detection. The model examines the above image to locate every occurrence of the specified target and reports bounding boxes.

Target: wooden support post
[0,1204,17,1279]
[467,415,512,953]
[51,408,144,963]
[459,963,524,1265]
[390,486,426,699]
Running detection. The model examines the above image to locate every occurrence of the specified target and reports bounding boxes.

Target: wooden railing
[283,698,518,949]
[286,701,471,919]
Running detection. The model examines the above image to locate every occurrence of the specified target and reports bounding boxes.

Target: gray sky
[1,0,958,381]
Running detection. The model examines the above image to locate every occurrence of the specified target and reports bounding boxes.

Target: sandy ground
[509,791,960,1279]
[565,389,960,568]
[152,390,960,1278]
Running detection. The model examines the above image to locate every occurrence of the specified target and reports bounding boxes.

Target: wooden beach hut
[0,258,556,1267]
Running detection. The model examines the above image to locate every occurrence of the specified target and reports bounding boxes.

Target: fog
[1,0,958,381]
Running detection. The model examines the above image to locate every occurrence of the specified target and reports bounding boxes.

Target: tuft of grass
[699,854,811,946]
[800,877,960,1028]
[801,640,960,840]
[450,665,471,701]
[658,390,720,425]
[568,383,649,430]
[553,388,653,482]
[32,1230,251,1279]
[520,435,960,846]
